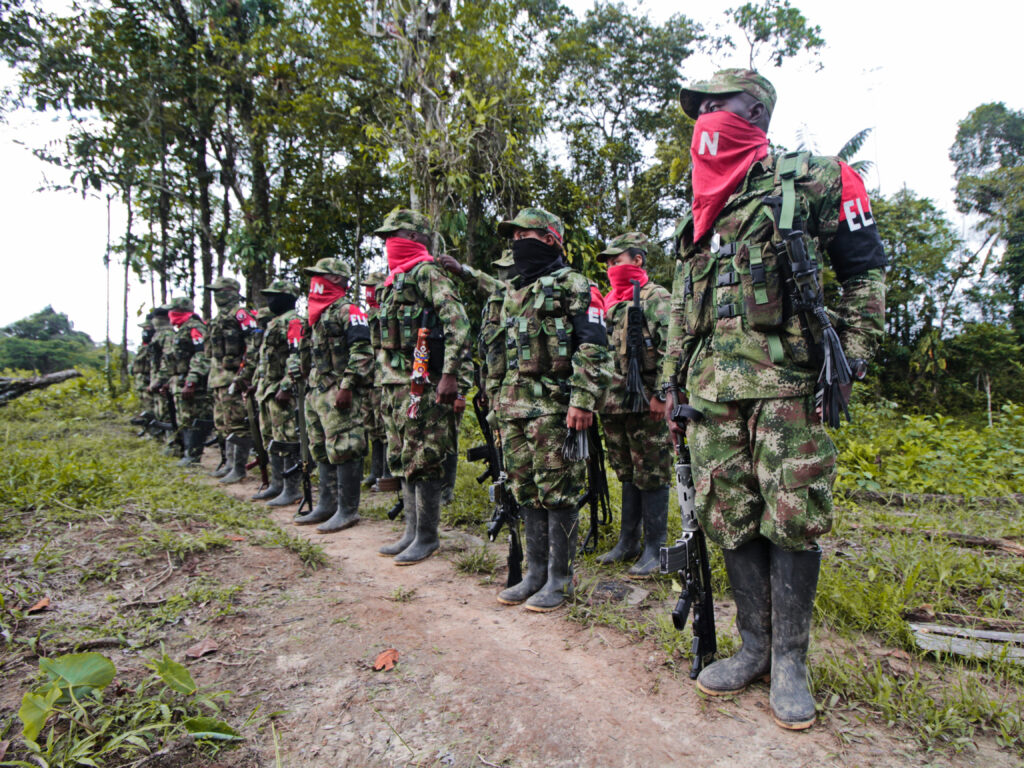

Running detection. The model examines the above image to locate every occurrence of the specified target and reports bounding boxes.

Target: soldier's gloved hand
[566,406,593,431]
[274,388,292,406]
[286,357,302,380]
[435,373,458,405]
[181,381,197,402]
[334,387,353,411]
[663,390,686,437]
[437,253,463,275]
[453,393,466,415]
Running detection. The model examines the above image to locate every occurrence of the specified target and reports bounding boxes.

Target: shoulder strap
[773,151,811,231]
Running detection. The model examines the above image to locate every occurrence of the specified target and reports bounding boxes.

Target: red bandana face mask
[690,110,769,244]
[307,277,346,326]
[168,310,193,327]
[605,264,648,307]
[365,285,379,309]
[384,237,433,286]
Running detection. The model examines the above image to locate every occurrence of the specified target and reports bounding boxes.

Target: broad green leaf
[183,717,243,741]
[39,652,115,703]
[19,685,60,742]
[153,654,197,695]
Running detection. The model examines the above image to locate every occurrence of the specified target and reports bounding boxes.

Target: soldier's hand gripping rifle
[622,279,649,412]
[244,393,270,490]
[466,368,522,587]
[282,378,314,515]
[659,403,717,679]
[763,195,852,428]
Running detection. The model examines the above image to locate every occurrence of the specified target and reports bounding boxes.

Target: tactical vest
[259,311,297,386]
[379,263,444,377]
[209,308,246,363]
[679,151,821,364]
[171,320,204,376]
[611,282,660,376]
[310,303,353,384]
[504,268,574,381]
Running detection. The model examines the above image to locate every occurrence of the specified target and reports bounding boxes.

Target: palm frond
[838,127,873,161]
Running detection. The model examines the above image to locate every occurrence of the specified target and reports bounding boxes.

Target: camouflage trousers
[173,384,212,432]
[260,395,297,453]
[686,393,837,552]
[364,385,386,442]
[212,385,248,439]
[305,383,367,465]
[381,384,455,481]
[501,413,585,510]
[602,412,673,491]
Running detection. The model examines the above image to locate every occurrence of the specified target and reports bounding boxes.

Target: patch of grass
[388,586,417,603]
[454,546,497,575]
[255,528,328,569]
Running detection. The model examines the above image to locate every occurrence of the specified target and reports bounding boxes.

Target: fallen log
[0,369,81,405]
[848,522,1024,557]
[907,622,1024,665]
[903,607,1024,633]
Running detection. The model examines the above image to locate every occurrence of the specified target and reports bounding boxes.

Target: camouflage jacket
[375,261,471,388]
[131,344,150,383]
[602,279,671,415]
[661,152,887,402]
[255,309,303,402]
[148,325,172,387]
[189,302,255,389]
[159,314,207,389]
[366,305,382,389]
[291,296,374,393]
[497,266,613,419]
[453,263,508,404]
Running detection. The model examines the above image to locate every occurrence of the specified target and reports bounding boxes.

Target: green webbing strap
[766,333,785,364]
[554,317,569,357]
[749,245,768,305]
[518,317,531,361]
[778,153,801,230]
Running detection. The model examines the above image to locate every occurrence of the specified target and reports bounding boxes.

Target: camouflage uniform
[494,208,613,612]
[157,297,213,463]
[597,233,673,575]
[374,209,471,565]
[360,271,390,489]
[132,316,154,417]
[148,308,173,427]
[196,277,254,441]
[666,69,887,728]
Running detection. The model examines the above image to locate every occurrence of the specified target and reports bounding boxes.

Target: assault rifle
[763,195,852,428]
[622,279,649,412]
[129,411,157,437]
[278,379,314,514]
[659,403,716,679]
[563,422,611,554]
[466,374,522,588]
[244,393,270,490]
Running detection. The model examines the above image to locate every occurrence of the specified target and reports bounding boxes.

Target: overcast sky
[1,0,1020,348]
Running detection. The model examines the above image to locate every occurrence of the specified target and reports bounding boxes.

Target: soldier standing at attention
[157,297,213,466]
[493,209,612,612]
[655,70,886,729]
[595,233,673,577]
[360,271,391,490]
[132,313,155,423]
[247,307,279,500]
[198,277,256,484]
[255,280,305,507]
[147,304,175,449]
[291,258,375,533]
[374,209,471,565]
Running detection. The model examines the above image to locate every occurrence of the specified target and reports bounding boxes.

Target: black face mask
[141,329,154,344]
[510,238,566,285]
[267,294,297,316]
[214,290,237,310]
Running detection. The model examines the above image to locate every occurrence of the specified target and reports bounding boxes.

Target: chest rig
[172,321,202,374]
[210,307,245,362]
[680,151,819,365]
[379,264,444,377]
[504,269,574,394]
[310,303,351,384]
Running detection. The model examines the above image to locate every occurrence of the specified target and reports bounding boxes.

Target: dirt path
[199,460,992,768]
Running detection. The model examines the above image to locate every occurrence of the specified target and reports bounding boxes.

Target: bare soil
[3,454,1013,768]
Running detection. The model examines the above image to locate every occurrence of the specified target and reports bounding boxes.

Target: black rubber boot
[252,453,284,500]
[220,436,251,484]
[267,448,303,507]
[497,508,549,605]
[697,538,772,696]
[295,462,336,524]
[394,478,441,565]
[525,507,578,612]
[363,440,384,489]
[379,480,416,556]
[769,544,822,730]
[211,436,231,477]
[317,460,362,533]
[176,429,200,466]
[440,452,458,506]
[596,481,643,564]
[373,445,396,491]
[629,486,670,577]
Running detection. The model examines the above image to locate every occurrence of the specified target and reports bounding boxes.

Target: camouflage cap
[374,208,433,237]
[202,276,241,292]
[360,271,386,287]
[597,232,649,262]
[494,250,515,268]
[303,258,352,279]
[260,279,301,298]
[168,296,194,312]
[496,207,564,247]
[679,68,777,121]
[152,304,170,316]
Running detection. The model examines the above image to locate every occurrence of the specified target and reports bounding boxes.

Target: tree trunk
[121,184,133,391]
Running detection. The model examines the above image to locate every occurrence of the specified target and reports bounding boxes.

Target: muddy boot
[318,460,362,533]
[769,544,822,730]
[210,436,231,477]
[525,507,578,612]
[629,486,669,577]
[176,429,200,467]
[373,445,396,492]
[596,481,643,564]
[267,448,303,507]
[294,462,336,524]
[497,507,549,605]
[252,453,284,500]
[440,452,458,506]
[363,440,384,489]
[697,538,771,696]
[394,478,441,565]
[379,480,416,556]
[219,436,248,484]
